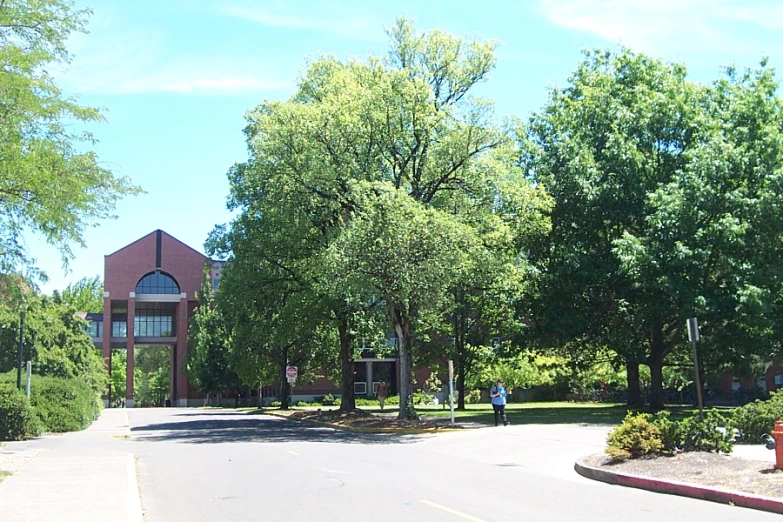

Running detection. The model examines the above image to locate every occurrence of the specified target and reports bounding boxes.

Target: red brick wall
[161,233,208,298]
[104,230,207,298]
[105,232,157,296]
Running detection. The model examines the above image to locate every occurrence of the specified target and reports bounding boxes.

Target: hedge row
[0,373,102,440]
[731,390,783,443]
[0,385,42,440]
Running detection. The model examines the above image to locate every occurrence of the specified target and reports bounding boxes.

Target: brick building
[87,230,430,407]
[87,230,220,407]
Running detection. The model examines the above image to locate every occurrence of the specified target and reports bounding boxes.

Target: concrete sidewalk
[0,409,142,522]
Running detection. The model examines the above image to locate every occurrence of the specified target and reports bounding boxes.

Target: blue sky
[29,0,783,293]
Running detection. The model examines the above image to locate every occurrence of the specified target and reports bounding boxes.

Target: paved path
[0,409,141,522]
[127,409,780,522]
[0,408,779,521]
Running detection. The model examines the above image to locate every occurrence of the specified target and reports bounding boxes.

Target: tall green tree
[0,291,106,393]
[133,346,169,408]
[212,18,549,419]
[186,275,242,402]
[0,0,140,276]
[524,49,783,409]
[59,275,103,313]
[110,349,126,403]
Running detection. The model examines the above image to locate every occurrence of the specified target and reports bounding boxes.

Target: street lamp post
[687,317,704,420]
[16,306,25,390]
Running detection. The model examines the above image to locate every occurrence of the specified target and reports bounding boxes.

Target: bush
[28,376,102,433]
[731,390,783,443]
[606,409,734,461]
[606,412,664,461]
[413,391,434,405]
[0,385,42,441]
[653,411,680,452]
[679,409,733,453]
[355,394,400,407]
[320,394,336,406]
[465,389,482,404]
[269,400,282,407]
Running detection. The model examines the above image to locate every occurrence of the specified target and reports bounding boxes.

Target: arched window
[135,271,180,294]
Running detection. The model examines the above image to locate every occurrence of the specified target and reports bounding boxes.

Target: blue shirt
[491,385,507,406]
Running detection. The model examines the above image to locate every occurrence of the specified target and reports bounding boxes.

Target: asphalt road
[126,408,779,522]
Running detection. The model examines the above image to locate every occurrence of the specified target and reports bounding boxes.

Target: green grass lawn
[277,402,636,425]
[0,471,11,483]
[417,402,633,425]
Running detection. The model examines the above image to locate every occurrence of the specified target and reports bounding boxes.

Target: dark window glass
[112,321,127,338]
[134,312,174,337]
[88,321,103,338]
[135,271,180,294]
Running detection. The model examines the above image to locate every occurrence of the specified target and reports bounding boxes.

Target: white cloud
[538,0,781,59]
[219,5,381,42]
[60,41,290,96]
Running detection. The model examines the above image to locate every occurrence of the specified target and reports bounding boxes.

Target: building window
[112,321,127,338]
[135,271,180,294]
[88,321,103,338]
[134,313,174,337]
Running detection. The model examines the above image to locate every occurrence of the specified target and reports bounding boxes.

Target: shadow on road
[131,415,425,445]
[171,412,246,417]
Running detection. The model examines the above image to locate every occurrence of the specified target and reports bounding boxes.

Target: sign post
[448,360,455,425]
[687,317,704,420]
[286,366,297,400]
[25,361,31,398]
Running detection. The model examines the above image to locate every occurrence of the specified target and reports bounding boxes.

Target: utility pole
[687,317,704,420]
[16,307,25,390]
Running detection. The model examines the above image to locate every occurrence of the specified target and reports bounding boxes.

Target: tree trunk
[397,327,413,420]
[457,355,466,410]
[280,345,290,410]
[390,301,415,420]
[337,313,356,412]
[626,360,643,407]
[455,288,466,411]
[648,320,666,411]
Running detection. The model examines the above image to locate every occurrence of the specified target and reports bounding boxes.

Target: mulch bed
[583,451,783,499]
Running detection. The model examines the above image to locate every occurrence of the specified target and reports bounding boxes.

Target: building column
[175,294,189,407]
[366,361,373,396]
[126,293,135,408]
[102,292,111,407]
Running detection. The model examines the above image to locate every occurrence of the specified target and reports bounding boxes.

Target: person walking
[490,379,508,426]
[376,380,387,411]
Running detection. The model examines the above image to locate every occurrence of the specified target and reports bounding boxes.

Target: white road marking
[420,500,486,522]
[128,453,143,522]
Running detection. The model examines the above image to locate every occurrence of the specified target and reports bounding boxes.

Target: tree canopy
[0,0,140,277]
[210,18,550,418]
[524,49,783,408]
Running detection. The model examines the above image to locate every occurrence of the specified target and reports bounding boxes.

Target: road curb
[258,410,464,435]
[575,456,783,515]
[127,453,143,522]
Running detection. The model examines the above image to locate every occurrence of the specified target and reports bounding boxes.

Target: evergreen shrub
[0,384,42,441]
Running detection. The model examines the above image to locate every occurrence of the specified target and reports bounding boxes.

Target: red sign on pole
[286,366,298,379]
